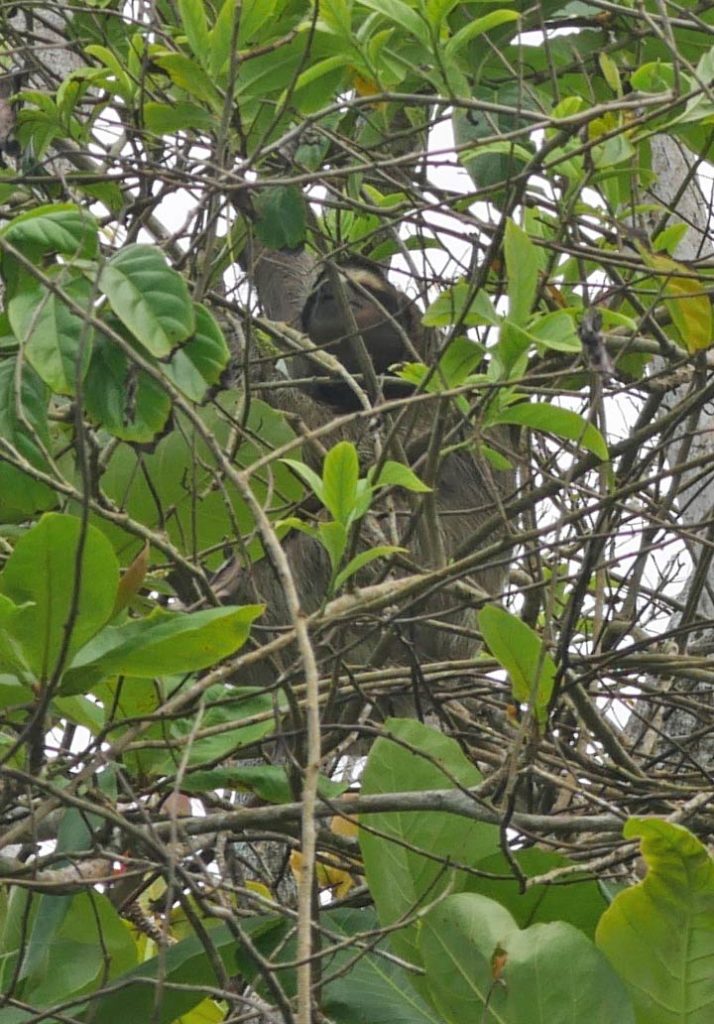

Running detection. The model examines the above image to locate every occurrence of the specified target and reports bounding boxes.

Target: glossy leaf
[421,893,634,1024]
[0,204,98,261]
[166,304,231,401]
[100,244,194,357]
[596,819,714,1023]
[360,719,499,968]
[0,514,119,682]
[61,604,264,694]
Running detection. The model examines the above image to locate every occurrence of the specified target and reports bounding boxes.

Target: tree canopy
[1,2,714,1022]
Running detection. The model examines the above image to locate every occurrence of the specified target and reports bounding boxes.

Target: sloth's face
[303,268,407,376]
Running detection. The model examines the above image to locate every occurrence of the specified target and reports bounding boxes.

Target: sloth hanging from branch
[208,237,517,743]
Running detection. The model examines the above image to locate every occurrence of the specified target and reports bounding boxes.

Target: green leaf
[8,271,94,395]
[179,0,210,65]
[179,764,348,802]
[470,848,608,938]
[631,60,674,93]
[596,819,714,1024]
[435,336,485,387]
[100,244,194,357]
[208,0,238,77]
[356,0,431,48]
[281,457,326,505]
[445,9,520,61]
[334,545,403,591]
[421,893,634,1023]
[253,186,307,249]
[322,441,359,524]
[527,309,581,353]
[0,595,33,677]
[85,44,135,101]
[373,460,431,492]
[478,605,556,721]
[144,100,215,134]
[165,303,231,401]
[13,891,137,1009]
[88,917,283,1024]
[61,604,263,694]
[492,402,609,460]
[0,204,98,263]
[360,719,499,969]
[84,332,172,442]
[599,51,622,94]
[423,282,499,328]
[152,51,222,107]
[319,520,349,575]
[151,684,284,771]
[0,357,51,469]
[0,514,119,682]
[504,219,539,326]
[316,908,442,1024]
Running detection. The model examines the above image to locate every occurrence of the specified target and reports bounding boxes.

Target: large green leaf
[469,848,608,938]
[165,303,231,401]
[95,398,302,569]
[0,514,119,681]
[8,271,94,395]
[504,219,539,326]
[0,204,98,262]
[84,331,172,442]
[83,917,283,1023]
[420,892,634,1023]
[596,819,714,1023]
[360,719,499,968]
[61,604,263,694]
[100,244,194,357]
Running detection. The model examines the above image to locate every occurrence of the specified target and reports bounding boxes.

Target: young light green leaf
[281,458,326,505]
[445,9,520,61]
[179,0,210,65]
[319,520,348,575]
[152,52,222,108]
[334,545,404,590]
[374,460,431,493]
[209,0,238,77]
[423,281,499,328]
[493,403,609,461]
[478,605,556,722]
[504,219,539,326]
[322,441,360,523]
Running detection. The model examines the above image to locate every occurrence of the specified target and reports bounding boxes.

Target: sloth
[295,261,427,408]
[215,259,515,733]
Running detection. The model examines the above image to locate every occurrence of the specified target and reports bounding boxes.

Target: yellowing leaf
[642,252,712,353]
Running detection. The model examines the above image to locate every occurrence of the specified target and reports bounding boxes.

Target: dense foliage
[1,2,714,1022]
